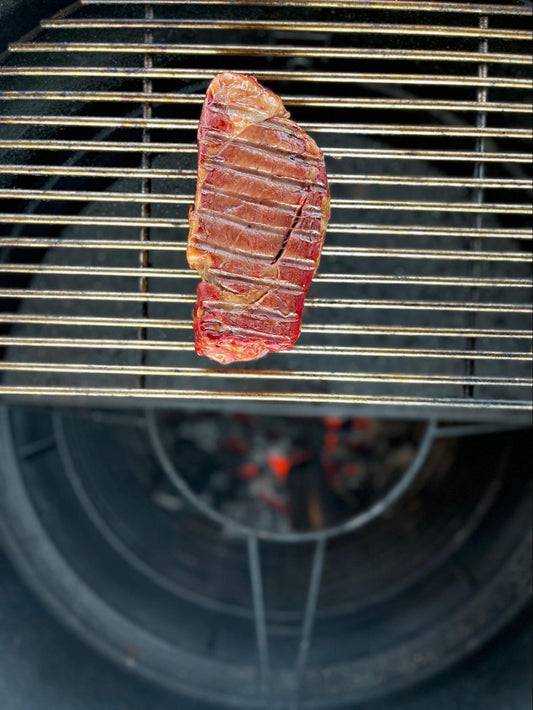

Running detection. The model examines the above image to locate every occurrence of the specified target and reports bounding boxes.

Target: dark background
[0,550,530,710]
[0,0,68,56]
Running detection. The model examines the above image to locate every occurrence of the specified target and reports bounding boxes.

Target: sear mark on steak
[273,187,311,266]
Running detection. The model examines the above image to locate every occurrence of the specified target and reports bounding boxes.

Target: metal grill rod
[77,0,533,15]
[1,239,530,257]
[137,0,153,389]
[1,144,529,162]
[0,386,530,410]
[2,60,532,81]
[1,293,530,314]
[465,13,490,399]
[1,265,530,288]
[2,104,530,127]
[2,225,531,244]
[1,118,530,136]
[9,42,533,65]
[2,190,530,215]
[247,537,269,697]
[0,315,528,340]
[3,73,532,93]
[294,537,326,703]
[0,235,528,264]
[1,337,530,362]
[0,362,529,388]
[35,19,532,40]
[1,167,530,189]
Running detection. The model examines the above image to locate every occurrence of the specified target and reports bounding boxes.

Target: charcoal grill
[0,2,532,709]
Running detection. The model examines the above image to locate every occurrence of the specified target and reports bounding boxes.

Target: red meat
[187,72,330,364]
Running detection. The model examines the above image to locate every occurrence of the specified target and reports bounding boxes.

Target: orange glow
[268,453,292,480]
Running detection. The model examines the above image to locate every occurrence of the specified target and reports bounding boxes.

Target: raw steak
[187,72,330,364]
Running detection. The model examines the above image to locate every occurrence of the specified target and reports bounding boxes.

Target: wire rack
[0,0,531,418]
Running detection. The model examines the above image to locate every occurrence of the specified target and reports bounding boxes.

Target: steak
[187,72,330,364]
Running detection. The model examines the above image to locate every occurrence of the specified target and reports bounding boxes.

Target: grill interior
[0,0,532,418]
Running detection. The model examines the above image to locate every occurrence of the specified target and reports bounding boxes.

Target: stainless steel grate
[0,0,531,418]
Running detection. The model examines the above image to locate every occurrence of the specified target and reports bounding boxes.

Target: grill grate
[0,0,531,417]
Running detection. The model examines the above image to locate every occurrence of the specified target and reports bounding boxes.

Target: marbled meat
[187,72,330,364]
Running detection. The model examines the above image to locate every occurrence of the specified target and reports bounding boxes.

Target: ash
[156,412,424,534]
